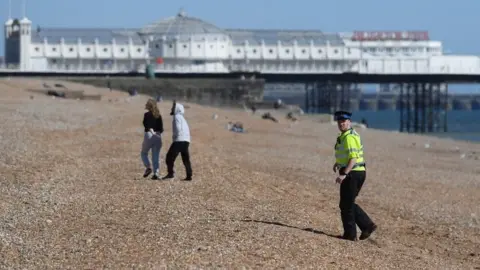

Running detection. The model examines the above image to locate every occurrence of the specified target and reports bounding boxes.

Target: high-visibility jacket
[335,128,366,171]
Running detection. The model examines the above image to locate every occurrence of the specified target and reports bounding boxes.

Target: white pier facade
[3,10,480,75]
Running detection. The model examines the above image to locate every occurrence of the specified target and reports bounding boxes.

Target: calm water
[264,95,480,143]
[349,110,480,142]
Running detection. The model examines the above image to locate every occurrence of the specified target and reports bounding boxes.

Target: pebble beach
[0,78,479,269]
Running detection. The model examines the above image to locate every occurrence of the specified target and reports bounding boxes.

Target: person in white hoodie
[163,101,192,180]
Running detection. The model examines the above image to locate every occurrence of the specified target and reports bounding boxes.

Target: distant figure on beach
[163,101,193,181]
[332,110,377,241]
[262,112,278,122]
[286,112,298,122]
[250,104,257,114]
[227,121,245,133]
[141,99,164,180]
[273,99,282,109]
[128,88,138,96]
[361,118,368,128]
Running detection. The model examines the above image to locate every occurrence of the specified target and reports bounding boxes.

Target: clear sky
[1,0,479,92]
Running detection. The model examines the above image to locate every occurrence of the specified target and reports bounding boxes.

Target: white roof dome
[140,10,226,39]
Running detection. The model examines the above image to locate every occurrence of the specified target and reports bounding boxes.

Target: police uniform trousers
[339,170,374,239]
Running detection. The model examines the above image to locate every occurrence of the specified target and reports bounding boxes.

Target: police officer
[333,111,377,241]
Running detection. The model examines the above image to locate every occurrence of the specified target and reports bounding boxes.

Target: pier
[3,10,480,134]
[304,81,450,133]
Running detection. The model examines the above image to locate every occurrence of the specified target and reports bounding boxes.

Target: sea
[263,94,480,143]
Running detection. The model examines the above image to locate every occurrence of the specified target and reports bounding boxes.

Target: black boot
[359,224,377,240]
[143,168,152,178]
[162,174,174,180]
[337,234,357,241]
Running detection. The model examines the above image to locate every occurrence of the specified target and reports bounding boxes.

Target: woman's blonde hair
[146,99,160,118]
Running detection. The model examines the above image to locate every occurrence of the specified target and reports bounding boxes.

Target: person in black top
[141,98,164,179]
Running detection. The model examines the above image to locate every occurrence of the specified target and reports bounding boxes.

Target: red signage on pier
[352,31,429,41]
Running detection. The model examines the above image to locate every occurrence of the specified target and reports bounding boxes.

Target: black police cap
[334,111,352,121]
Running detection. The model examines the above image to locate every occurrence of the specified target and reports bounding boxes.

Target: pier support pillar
[399,82,448,133]
[304,81,354,114]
